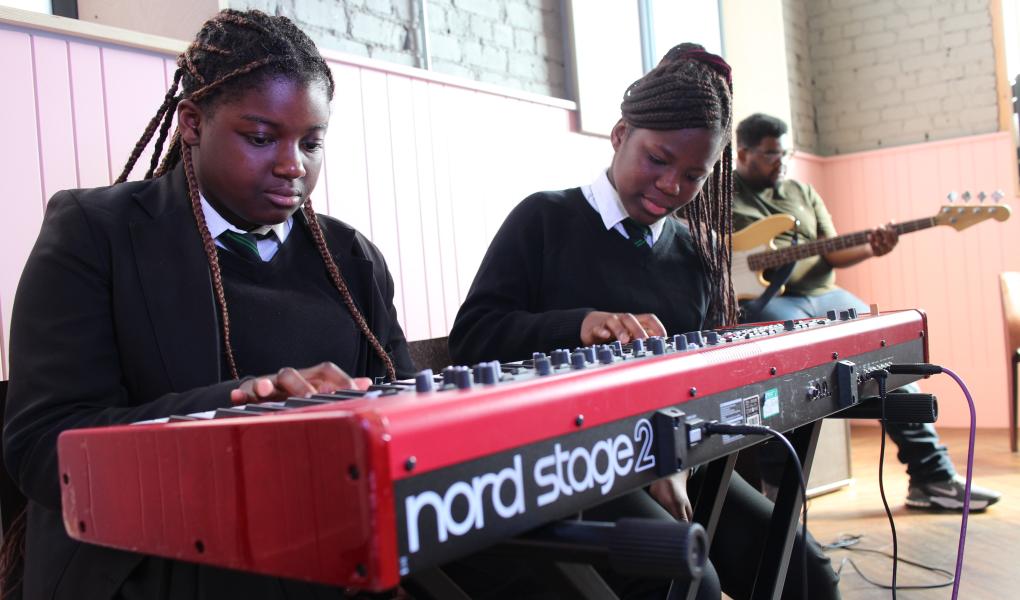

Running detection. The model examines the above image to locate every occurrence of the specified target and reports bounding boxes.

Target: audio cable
[870,363,976,600]
[865,368,900,599]
[822,533,954,591]
[700,423,808,600]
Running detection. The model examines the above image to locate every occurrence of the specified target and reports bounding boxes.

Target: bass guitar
[732,195,1011,300]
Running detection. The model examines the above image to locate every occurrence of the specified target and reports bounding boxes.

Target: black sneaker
[906,475,1002,511]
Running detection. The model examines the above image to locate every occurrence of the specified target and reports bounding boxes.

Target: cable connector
[865,368,890,401]
[866,368,889,382]
[685,417,706,446]
[887,363,943,376]
[703,422,766,436]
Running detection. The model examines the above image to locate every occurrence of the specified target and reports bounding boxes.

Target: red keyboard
[58,309,928,591]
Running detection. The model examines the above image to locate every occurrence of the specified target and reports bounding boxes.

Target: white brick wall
[230,0,566,98]
[802,0,998,154]
[428,0,564,97]
[784,0,818,153]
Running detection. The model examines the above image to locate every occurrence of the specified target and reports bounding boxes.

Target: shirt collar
[585,169,665,242]
[199,193,292,242]
[734,170,785,201]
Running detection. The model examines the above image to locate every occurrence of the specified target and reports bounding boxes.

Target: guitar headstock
[935,190,1011,230]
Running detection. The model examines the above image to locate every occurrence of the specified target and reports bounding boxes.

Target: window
[567,0,724,136]
[1,0,51,14]
[643,0,724,72]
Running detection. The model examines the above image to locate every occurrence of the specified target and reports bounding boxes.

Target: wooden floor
[804,425,1019,599]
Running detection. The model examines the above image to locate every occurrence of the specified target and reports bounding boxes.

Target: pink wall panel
[322,63,371,234]
[357,70,407,332]
[100,46,170,184]
[0,27,44,380]
[0,20,608,372]
[444,88,489,306]
[803,132,1020,428]
[409,79,448,338]
[68,41,111,188]
[426,83,463,331]
[5,18,1017,430]
[31,35,78,198]
[386,74,430,342]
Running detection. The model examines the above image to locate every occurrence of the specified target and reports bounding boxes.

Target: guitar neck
[747,216,936,271]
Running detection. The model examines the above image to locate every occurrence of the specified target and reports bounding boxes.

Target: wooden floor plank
[806,426,1019,598]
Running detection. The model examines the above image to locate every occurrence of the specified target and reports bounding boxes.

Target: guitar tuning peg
[947,191,958,203]
[993,190,1005,203]
[978,191,987,203]
[962,191,971,202]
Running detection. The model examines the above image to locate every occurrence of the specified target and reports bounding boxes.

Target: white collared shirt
[200,194,292,261]
[580,169,664,246]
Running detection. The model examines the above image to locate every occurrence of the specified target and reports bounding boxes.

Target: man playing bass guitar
[731,112,1000,512]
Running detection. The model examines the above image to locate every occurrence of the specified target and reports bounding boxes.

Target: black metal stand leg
[402,568,473,600]
[534,562,619,600]
[1011,353,1018,452]
[671,453,737,600]
[749,421,823,600]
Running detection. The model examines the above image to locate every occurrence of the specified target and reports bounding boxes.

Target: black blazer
[3,166,413,599]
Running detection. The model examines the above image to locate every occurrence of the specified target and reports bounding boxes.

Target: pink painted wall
[788,134,1020,428]
[0,21,610,380]
[2,20,1018,429]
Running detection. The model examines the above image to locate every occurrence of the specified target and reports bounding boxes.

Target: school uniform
[4,164,413,599]
[449,171,840,600]
[449,175,710,364]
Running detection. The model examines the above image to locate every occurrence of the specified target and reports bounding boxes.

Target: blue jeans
[743,288,956,484]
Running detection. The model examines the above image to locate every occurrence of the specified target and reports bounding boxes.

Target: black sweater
[219,219,378,379]
[5,166,414,600]
[449,188,710,364]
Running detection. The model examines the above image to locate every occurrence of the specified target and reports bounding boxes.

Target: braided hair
[619,43,737,327]
[118,9,397,382]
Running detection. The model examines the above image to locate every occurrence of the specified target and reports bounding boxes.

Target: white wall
[720,0,794,143]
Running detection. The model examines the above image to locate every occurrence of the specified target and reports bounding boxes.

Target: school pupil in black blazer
[3,10,412,599]
[449,45,841,600]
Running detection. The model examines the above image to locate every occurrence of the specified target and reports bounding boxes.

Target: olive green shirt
[732,172,838,296]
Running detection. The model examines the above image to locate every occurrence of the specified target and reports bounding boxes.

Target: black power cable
[868,369,899,599]
[822,534,954,591]
[701,423,808,600]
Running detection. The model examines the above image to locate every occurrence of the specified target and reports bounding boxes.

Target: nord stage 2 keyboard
[57,309,929,591]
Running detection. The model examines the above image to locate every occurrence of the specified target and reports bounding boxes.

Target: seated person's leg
[444,488,722,600]
[709,472,840,600]
[583,491,721,600]
[886,420,954,483]
[884,416,1002,511]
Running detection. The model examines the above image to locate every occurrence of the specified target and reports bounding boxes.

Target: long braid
[116,9,396,381]
[116,69,183,184]
[153,130,180,178]
[621,43,738,327]
[182,144,240,379]
[303,201,397,381]
[145,70,184,179]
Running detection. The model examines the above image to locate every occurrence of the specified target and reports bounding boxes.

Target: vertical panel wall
[791,133,1020,428]
[0,18,609,380]
[2,18,1018,429]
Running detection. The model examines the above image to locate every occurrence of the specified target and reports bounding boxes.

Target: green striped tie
[621,218,652,254]
[219,229,261,261]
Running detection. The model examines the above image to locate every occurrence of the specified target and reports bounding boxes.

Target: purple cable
[941,366,976,600]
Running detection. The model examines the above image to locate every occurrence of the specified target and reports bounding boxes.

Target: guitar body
[730,200,1010,302]
[732,214,796,300]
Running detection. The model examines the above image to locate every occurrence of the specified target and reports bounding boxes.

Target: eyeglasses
[751,148,795,162]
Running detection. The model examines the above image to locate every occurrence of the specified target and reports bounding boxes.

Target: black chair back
[0,382,25,539]
[0,380,25,600]
[407,337,451,373]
